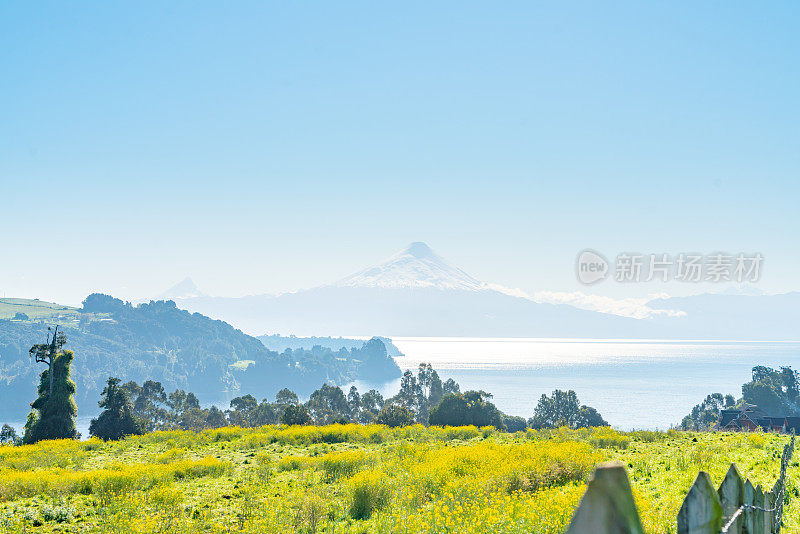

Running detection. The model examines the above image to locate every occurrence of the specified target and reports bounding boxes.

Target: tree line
[1,330,610,444]
[680,365,800,431]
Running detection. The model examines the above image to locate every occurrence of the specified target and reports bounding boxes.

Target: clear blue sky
[1,2,798,305]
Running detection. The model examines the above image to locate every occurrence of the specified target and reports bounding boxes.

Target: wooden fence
[566,435,795,534]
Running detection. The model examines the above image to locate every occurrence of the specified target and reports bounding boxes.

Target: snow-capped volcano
[159,277,206,300]
[335,242,486,291]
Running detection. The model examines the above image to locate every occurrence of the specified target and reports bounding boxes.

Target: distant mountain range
[164,242,800,340]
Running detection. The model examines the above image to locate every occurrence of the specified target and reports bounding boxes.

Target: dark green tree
[347,386,361,421]
[576,405,608,428]
[416,363,445,424]
[0,424,20,445]
[280,404,311,425]
[502,415,528,432]
[136,381,169,429]
[124,380,170,431]
[443,378,460,396]
[227,394,259,427]
[205,406,228,428]
[307,384,350,424]
[429,394,469,426]
[358,389,385,423]
[428,391,504,429]
[680,393,725,431]
[781,367,799,402]
[375,405,415,427]
[23,334,79,444]
[741,366,799,416]
[275,388,299,407]
[89,377,145,441]
[428,371,444,410]
[393,370,424,420]
[251,401,278,426]
[528,389,607,430]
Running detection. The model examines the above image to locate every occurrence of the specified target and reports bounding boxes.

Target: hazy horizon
[2,3,799,307]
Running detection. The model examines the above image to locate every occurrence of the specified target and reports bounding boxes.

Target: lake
[350,338,800,430]
[8,338,800,436]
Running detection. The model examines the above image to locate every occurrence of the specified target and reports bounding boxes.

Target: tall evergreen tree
[23,349,79,443]
[89,377,145,441]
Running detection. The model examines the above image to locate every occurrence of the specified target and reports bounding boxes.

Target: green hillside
[0,299,80,322]
[0,295,401,423]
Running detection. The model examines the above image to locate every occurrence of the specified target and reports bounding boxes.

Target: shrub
[588,428,631,450]
[40,503,73,523]
[294,494,325,532]
[277,455,312,472]
[150,485,185,507]
[748,432,767,449]
[319,450,366,480]
[155,448,186,464]
[349,470,391,519]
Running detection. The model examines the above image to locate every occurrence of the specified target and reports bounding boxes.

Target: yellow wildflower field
[0,425,796,533]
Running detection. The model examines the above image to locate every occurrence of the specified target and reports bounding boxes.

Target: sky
[1,1,799,306]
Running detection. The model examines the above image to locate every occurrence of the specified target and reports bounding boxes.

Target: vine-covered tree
[89,377,145,441]
[23,329,79,444]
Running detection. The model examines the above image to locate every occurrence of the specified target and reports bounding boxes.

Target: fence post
[566,461,644,534]
[763,490,773,533]
[753,485,765,534]
[678,471,722,534]
[718,464,743,534]
[744,480,756,534]
[772,479,783,534]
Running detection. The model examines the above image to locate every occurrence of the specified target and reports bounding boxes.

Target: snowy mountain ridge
[334,242,487,291]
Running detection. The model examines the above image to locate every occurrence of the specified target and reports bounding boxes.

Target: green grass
[0,298,79,321]
[0,425,796,534]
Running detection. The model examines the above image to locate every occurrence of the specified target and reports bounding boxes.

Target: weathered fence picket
[717,464,743,534]
[678,471,722,534]
[744,479,756,534]
[754,485,765,534]
[566,435,794,534]
[565,462,644,534]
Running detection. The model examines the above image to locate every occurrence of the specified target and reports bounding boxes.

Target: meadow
[0,425,796,534]
[0,299,79,322]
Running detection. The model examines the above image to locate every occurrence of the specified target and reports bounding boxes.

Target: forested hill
[0,294,401,421]
[257,334,403,357]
